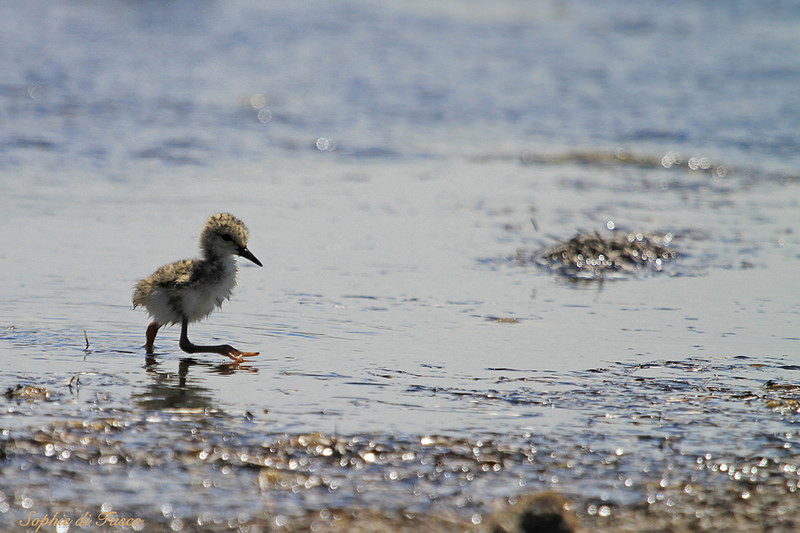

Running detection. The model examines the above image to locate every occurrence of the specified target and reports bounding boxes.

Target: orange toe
[226,349,260,362]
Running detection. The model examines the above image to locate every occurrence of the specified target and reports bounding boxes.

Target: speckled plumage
[132,255,238,325]
[133,213,262,360]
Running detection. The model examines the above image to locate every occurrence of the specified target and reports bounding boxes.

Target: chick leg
[178,318,259,362]
[145,321,160,354]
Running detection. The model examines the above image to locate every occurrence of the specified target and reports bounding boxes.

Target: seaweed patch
[520,230,678,280]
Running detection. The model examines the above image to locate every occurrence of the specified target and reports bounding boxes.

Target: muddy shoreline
[3,356,798,532]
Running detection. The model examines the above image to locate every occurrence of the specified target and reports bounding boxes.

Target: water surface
[1,1,799,531]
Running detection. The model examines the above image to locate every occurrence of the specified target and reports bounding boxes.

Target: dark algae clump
[4,384,52,402]
[522,230,678,280]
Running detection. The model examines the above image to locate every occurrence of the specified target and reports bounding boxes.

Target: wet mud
[2,357,798,532]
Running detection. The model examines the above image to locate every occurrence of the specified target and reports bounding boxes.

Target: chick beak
[238,246,263,267]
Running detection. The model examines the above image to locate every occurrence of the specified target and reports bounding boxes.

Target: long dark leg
[178,318,259,362]
[145,321,160,354]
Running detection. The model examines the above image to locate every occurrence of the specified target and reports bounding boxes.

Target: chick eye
[221,234,233,242]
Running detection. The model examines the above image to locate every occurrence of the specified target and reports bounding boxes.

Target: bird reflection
[136,356,256,411]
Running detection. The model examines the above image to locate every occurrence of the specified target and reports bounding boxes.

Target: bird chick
[133,213,262,361]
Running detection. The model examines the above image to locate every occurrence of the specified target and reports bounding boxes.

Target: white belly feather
[136,256,239,325]
[181,265,238,322]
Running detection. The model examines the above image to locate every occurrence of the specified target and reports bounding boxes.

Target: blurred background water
[1,0,799,529]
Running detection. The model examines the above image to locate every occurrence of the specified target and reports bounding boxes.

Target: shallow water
[2,1,799,531]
